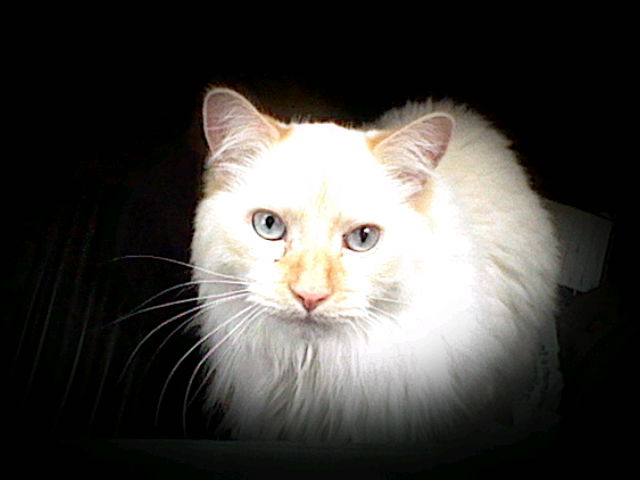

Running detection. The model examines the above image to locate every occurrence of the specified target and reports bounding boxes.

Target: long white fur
[191,90,559,443]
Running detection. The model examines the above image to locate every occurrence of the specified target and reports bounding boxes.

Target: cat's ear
[203,88,286,167]
[371,112,454,194]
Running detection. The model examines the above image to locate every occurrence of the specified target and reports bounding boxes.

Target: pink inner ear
[374,112,454,170]
[203,89,253,153]
[203,92,230,152]
[417,114,454,167]
[202,88,281,160]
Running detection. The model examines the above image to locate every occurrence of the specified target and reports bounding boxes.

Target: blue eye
[344,225,380,252]
[252,211,286,240]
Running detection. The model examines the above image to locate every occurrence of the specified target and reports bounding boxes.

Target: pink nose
[291,287,331,312]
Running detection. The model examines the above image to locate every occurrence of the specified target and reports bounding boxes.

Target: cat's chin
[276,306,354,329]
[285,311,333,325]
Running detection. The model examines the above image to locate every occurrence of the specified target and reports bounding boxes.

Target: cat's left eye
[252,210,286,240]
[344,225,380,252]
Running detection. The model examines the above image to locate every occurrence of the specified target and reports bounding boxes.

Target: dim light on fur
[190,88,560,443]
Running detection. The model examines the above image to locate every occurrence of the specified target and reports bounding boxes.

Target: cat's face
[192,88,453,329]
[195,124,419,325]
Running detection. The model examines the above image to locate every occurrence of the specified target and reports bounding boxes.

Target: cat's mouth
[290,308,357,329]
[295,310,328,324]
[262,294,354,327]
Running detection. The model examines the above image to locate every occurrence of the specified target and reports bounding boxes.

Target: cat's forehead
[247,123,395,214]
[271,123,373,171]
[266,124,387,189]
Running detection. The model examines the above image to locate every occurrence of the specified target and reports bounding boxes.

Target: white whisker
[114,254,247,282]
[367,295,409,306]
[117,290,252,382]
[146,290,253,373]
[358,309,391,336]
[118,301,211,383]
[124,279,250,319]
[367,304,400,323]
[351,322,369,342]
[107,288,250,329]
[146,314,197,371]
[182,305,264,435]
[154,302,257,427]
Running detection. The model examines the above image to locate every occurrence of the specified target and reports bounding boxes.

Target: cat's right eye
[252,210,286,241]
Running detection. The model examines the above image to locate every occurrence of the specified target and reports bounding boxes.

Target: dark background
[7,21,635,476]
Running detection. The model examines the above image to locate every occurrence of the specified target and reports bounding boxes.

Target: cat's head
[191,88,454,328]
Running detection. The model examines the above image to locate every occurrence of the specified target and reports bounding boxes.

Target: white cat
[190,88,560,443]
